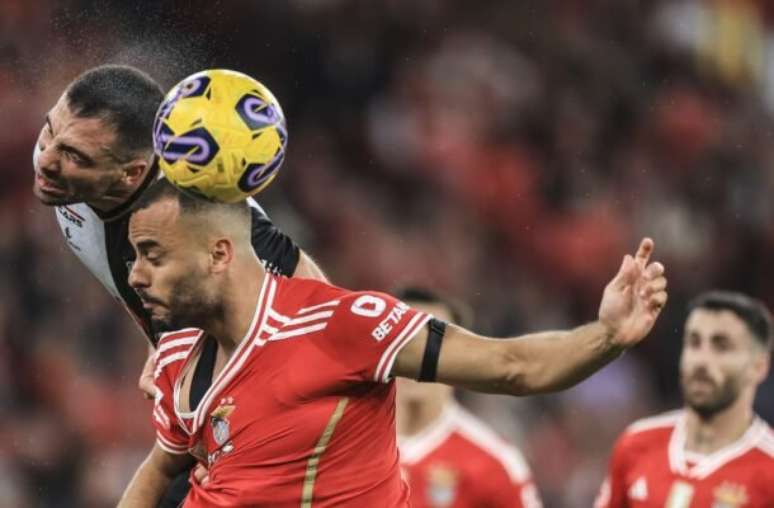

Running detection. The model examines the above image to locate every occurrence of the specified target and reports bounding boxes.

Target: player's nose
[686,345,713,369]
[36,143,61,176]
[128,260,150,290]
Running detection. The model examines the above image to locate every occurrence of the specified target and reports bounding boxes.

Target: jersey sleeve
[323,290,432,383]
[151,348,190,455]
[594,433,630,508]
[248,198,300,277]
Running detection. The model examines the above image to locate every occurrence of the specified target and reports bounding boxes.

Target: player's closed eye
[62,149,87,166]
[144,252,163,266]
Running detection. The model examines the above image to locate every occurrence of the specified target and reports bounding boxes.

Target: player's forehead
[47,93,118,153]
[128,199,183,247]
[684,308,750,342]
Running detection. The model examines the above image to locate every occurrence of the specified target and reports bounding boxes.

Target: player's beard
[681,370,741,420]
[151,272,224,334]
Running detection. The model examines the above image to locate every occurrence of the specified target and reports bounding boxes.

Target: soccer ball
[153,69,287,203]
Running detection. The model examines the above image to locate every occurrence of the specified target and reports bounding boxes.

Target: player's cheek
[678,351,696,376]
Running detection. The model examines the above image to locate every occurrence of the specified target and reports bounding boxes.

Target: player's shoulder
[56,202,92,218]
[449,404,532,484]
[753,418,774,461]
[55,202,99,227]
[614,410,682,455]
[275,277,398,319]
[156,328,201,349]
[624,409,682,437]
[273,275,349,312]
[264,276,348,339]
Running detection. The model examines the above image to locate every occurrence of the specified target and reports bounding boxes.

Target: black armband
[418,318,447,382]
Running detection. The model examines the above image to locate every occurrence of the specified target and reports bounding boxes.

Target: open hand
[598,238,667,348]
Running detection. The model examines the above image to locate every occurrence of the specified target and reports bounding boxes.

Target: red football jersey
[399,403,542,508]
[151,274,432,507]
[595,410,774,508]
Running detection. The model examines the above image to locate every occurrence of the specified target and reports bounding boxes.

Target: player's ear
[121,158,149,186]
[753,348,770,384]
[209,238,234,273]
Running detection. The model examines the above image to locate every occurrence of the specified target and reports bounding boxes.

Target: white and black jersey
[55,165,299,345]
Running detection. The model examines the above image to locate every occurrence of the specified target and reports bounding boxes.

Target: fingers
[639,262,666,295]
[648,289,668,311]
[640,260,667,311]
[193,464,209,486]
[611,254,640,290]
[139,349,158,399]
[611,238,656,291]
[644,261,664,280]
[139,377,158,400]
[641,275,666,296]
[634,237,654,268]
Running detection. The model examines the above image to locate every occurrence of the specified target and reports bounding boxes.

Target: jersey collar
[668,410,768,479]
[173,272,275,435]
[398,402,459,464]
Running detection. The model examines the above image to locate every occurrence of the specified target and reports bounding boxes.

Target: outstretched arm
[118,443,194,508]
[392,238,667,395]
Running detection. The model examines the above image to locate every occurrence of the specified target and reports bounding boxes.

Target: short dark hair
[66,65,165,160]
[393,287,472,327]
[688,290,773,350]
[133,178,249,222]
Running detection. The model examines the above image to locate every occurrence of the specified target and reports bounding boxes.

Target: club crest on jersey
[712,482,749,508]
[425,464,458,508]
[210,397,236,446]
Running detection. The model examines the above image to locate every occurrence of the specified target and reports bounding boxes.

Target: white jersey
[53,166,300,344]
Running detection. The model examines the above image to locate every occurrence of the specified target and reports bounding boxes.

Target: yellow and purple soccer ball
[153,69,287,203]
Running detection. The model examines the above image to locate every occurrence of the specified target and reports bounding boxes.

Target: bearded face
[143,268,224,335]
[679,309,761,420]
[128,198,226,336]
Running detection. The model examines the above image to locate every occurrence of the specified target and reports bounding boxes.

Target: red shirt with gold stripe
[399,403,542,508]
[152,273,431,507]
[594,410,774,508]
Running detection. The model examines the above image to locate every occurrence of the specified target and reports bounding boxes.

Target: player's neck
[397,396,451,437]
[207,258,266,356]
[684,396,754,455]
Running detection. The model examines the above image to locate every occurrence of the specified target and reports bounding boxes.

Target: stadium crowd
[1,0,773,506]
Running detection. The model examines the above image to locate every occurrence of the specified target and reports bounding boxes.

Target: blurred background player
[395,287,542,508]
[595,291,774,507]
[31,64,325,506]
[119,180,666,507]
